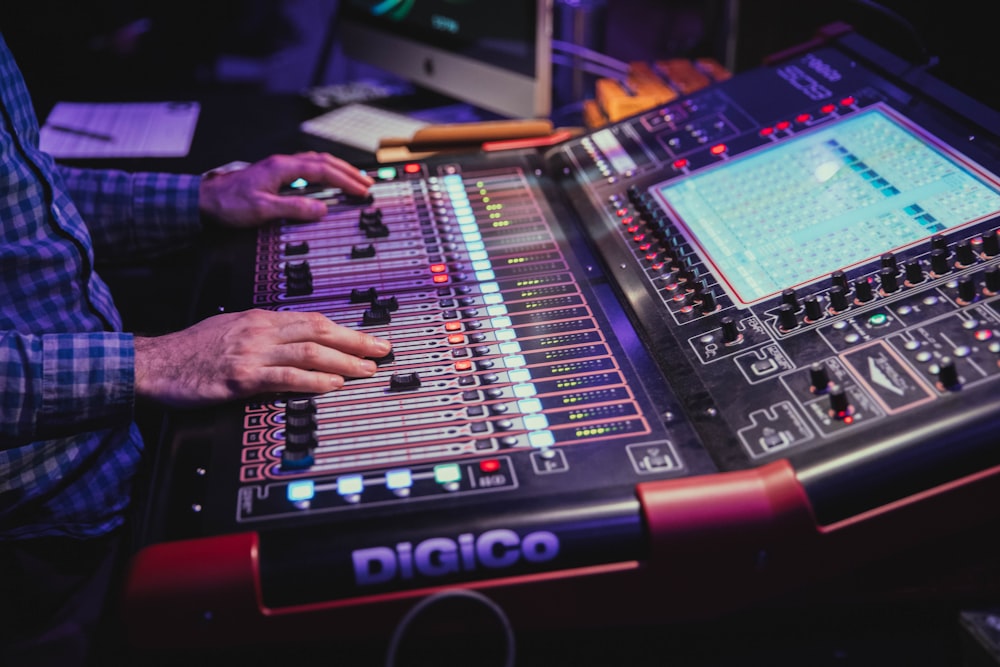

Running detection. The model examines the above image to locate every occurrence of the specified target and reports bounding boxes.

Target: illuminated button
[377,166,397,180]
[710,143,727,155]
[434,463,462,486]
[821,103,837,113]
[445,322,462,331]
[840,96,856,107]
[433,274,449,283]
[403,162,421,174]
[528,430,555,448]
[455,360,473,371]
[385,469,413,494]
[430,263,447,273]
[975,329,994,342]
[759,126,774,137]
[479,459,501,473]
[672,158,689,169]
[337,474,364,497]
[287,480,315,503]
[868,312,889,327]
[775,120,791,131]
[795,113,811,123]
[448,334,465,344]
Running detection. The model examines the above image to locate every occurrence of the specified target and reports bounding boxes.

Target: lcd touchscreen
[656,105,1000,304]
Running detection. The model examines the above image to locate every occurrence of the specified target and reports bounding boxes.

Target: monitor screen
[655,104,1000,304]
[337,0,552,119]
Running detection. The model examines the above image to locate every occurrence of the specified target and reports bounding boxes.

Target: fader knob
[777,303,798,331]
[285,260,313,296]
[936,356,960,390]
[879,267,899,294]
[930,248,950,275]
[809,362,831,393]
[282,397,318,470]
[853,277,874,303]
[904,259,924,285]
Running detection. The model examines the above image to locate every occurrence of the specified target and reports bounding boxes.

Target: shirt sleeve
[56,166,204,259]
[0,330,135,445]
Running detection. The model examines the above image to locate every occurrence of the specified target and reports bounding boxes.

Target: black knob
[930,233,948,252]
[699,289,718,313]
[828,384,851,418]
[351,244,376,259]
[285,240,309,256]
[937,357,960,390]
[363,306,391,326]
[720,315,740,344]
[830,270,849,290]
[781,288,800,311]
[955,239,976,267]
[930,248,950,275]
[879,267,899,294]
[985,265,1000,293]
[804,295,823,321]
[854,277,874,303]
[880,252,898,272]
[829,284,849,312]
[285,260,313,296]
[904,259,924,285]
[778,303,798,331]
[957,275,977,303]
[982,229,1000,257]
[809,362,830,393]
[282,397,317,469]
[350,287,378,303]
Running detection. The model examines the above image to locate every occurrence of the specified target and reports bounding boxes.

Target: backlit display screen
[656,105,1000,304]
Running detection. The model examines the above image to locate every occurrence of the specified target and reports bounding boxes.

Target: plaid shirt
[1,33,203,539]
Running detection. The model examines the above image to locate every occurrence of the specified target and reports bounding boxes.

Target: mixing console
[124,24,1000,655]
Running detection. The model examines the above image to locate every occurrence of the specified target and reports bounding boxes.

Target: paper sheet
[39,101,200,158]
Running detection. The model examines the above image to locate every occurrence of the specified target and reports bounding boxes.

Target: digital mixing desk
[123,24,1000,655]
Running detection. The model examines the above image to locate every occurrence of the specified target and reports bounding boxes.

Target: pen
[46,124,115,142]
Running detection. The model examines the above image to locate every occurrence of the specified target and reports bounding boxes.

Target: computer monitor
[337,0,553,119]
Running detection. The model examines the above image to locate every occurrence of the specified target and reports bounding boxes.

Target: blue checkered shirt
[1,33,203,539]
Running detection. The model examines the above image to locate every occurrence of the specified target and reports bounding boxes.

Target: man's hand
[198,151,375,228]
[134,309,391,408]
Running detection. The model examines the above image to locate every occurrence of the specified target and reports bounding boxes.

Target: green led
[434,463,462,484]
[377,166,397,180]
[868,312,889,327]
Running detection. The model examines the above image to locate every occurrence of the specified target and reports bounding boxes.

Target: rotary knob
[282,397,318,470]
[879,267,899,294]
[720,315,741,344]
[853,277,874,303]
[828,384,853,419]
[828,285,849,312]
[777,303,798,331]
[804,295,823,322]
[930,248,950,276]
[936,357,960,390]
[904,259,924,285]
[809,362,831,393]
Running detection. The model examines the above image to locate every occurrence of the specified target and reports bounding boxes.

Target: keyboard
[299,103,429,153]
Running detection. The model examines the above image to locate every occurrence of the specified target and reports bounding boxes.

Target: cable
[384,589,516,667]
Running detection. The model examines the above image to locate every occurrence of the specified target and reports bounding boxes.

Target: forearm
[0,330,135,444]
[57,166,203,258]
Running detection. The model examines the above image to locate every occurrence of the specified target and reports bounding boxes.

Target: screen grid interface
[656,105,1000,304]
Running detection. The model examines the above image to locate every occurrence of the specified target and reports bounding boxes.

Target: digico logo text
[352,529,560,585]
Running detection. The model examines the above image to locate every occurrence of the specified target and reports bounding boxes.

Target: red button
[479,459,501,473]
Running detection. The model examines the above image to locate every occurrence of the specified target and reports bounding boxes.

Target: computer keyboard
[299,103,429,153]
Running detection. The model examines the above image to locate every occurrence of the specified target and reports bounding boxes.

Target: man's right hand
[133,309,391,408]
